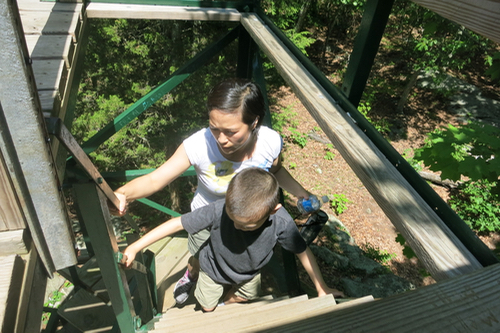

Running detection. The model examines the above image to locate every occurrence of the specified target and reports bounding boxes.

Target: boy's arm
[296,247,345,298]
[123,216,184,267]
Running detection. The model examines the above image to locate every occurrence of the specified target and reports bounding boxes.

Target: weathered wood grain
[86,3,241,21]
[25,35,75,68]
[0,150,25,231]
[0,230,28,255]
[20,11,80,41]
[412,0,500,44]
[0,255,24,332]
[268,263,500,332]
[241,12,482,281]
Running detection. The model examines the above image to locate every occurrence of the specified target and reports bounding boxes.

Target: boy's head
[226,167,281,231]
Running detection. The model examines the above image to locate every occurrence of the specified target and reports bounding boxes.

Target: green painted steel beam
[88,0,256,11]
[136,198,182,217]
[100,166,196,183]
[254,8,499,267]
[72,183,137,333]
[80,26,239,155]
[341,0,395,107]
[252,53,272,127]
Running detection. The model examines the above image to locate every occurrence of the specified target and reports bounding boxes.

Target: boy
[122,167,344,312]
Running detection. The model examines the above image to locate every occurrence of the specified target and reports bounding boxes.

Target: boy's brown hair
[225,167,280,222]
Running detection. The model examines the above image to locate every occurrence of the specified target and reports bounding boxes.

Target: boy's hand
[318,286,345,299]
[121,248,136,268]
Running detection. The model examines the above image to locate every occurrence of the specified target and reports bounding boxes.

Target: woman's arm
[296,247,345,298]
[123,216,185,267]
[113,143,192,215]
[270,155,310,199]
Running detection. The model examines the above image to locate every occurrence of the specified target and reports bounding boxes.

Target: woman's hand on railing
[108,191,127,216]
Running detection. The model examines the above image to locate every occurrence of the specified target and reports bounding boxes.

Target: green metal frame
[78,26,239,155]
[72,183,139,333]
[341,0,395,107]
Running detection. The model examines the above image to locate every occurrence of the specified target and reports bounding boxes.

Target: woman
[114,78,310,304]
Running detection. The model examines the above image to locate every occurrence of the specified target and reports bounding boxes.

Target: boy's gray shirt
[181,199,307,285]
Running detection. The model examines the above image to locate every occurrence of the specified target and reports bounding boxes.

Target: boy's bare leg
[223,289,248,305]
[187,256,200,280]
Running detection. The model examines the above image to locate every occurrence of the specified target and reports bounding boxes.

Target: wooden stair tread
[155,294,334,331]
[0,255,24,332]
[161,294,284,321]
[57,287,115,332]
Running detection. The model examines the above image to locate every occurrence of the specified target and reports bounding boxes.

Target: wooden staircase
[154,294,374,332]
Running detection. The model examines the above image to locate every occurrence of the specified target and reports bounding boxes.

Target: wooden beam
[241,12,482,281]
[0,230,28,255]
[412,0,500,44]
[0,255,24,332]
[0,0,77,273]
[86,3,241,21]
[0,149,26,231]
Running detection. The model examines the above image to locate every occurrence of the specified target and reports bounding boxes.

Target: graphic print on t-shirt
[208,160,237,194]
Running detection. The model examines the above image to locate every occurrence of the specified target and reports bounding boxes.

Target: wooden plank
[38,89,59,113]
[157,295,309,328]
[0,149,26,231]
[57,288,115,332]
[20,11,80,41]
[0,255,25,332]
[86,3,241,21]
[157,250,190,312]
[153,235,189,287]
[31,59,66,94]
[14,246,47,333]
[267,264,500,332]
[1,0,76,274]
[0,230,28,255]
[240,12,482,281]
[160,294,338,332]
[412,0,500,44]
[145,235,173,255]
[25,35,75,68]
[17,0,83,13]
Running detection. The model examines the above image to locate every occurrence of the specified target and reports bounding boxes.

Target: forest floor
[268,46,500,289]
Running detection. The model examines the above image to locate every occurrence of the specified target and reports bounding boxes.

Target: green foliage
[449,179,500,232]
[289,161,297,169]
[324,143,335,160]
[485,52,500,81]
[414,121,500,232]
[284,29,316,56]
[330,194,350,215]
[402,149,423,172]
[357,102,391,134]
[271,103,298,134]
[288,127,308,148]
[361,243,397,264]
[414,121,500,187]
[395,234,417,260]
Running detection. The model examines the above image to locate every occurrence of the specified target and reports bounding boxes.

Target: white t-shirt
[183,126,282,211]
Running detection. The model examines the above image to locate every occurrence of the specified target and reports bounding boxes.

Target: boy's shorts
[194,269,261,310]
[188,229,210,258]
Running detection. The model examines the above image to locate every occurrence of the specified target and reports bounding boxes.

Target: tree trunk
[396,70,421,113]
[295,0,313,33]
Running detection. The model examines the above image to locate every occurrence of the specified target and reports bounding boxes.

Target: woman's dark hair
[207,78,265,127]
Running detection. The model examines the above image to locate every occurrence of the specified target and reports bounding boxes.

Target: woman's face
[209,109,254,156]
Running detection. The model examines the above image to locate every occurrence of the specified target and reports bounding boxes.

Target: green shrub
[449,179,500,232]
